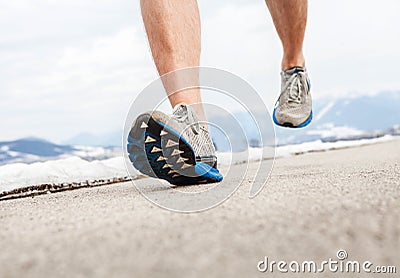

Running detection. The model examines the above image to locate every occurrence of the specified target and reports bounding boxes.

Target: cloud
[0,1,158,142]
[0,0,399,142]
[305,0,400,95]
[1,26,154,142]
[200,0,400,98]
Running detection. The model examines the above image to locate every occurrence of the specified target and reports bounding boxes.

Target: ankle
[281,54,305,70]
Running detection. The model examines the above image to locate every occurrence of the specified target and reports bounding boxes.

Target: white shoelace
[287,72,307,104]
[173,105,201,135]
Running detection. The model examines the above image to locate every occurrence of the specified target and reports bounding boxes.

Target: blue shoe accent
[296,110,313,128]
[194,162,223,182]
[292,67,305,74]
[127,113,223,185]
[272,107,280,126]
[273,108,313,128]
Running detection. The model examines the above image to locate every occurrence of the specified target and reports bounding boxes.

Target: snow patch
[0,156,134,193]
[0,135,396,194]
[217,135,396,164]
[306,124,365,139]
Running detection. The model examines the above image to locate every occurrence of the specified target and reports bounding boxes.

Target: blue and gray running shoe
[273,67,313,128]
[127,104,223,185]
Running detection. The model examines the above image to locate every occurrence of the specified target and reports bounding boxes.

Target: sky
[0,0,399,143]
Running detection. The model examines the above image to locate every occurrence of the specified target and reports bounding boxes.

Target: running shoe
[273,67,313,128]
[127,104,223,185]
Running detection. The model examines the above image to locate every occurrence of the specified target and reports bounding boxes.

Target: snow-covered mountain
[274,91,400,145]
[66,91,400,147]
[205,91,400,150]
[0,91,398,164]
[64,132,122,147]
[0,138,120,166]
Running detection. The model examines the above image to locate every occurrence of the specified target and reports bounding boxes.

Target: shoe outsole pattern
[127,113,223,186]
[272,109,313,128]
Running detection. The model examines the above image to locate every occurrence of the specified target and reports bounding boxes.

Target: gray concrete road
[0,140,399,278]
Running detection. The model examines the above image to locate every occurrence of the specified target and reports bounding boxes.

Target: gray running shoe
[172,104,217,166]
[273,67,313,128]
[127,103,222,185]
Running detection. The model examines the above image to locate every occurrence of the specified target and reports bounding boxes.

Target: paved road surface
[1,140,399,277]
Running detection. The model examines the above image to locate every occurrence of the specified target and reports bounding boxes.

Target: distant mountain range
[0,138,120,166]
[0,91,399,165]
[209,91,400,150]
[64,132,122,148]
[274,91,400,145]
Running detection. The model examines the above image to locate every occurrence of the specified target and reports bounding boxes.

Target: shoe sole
[127,113,223,185]
[272,109,313,128]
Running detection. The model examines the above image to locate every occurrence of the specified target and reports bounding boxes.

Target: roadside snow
[217,135,396,164]
[0,157,131,193]
[0,135,396,193]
